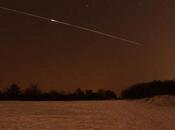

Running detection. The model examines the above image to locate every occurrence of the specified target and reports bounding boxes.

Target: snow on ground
[0,100,174,130]
[144,95,175,106]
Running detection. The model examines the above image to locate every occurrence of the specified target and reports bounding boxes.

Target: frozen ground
[0,98,175,130]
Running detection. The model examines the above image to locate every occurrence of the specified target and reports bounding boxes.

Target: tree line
[122,80,175,99]
[1,80,174,100]
[0,84,117,101]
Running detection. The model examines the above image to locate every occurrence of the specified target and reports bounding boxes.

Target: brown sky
[0,0,175,92]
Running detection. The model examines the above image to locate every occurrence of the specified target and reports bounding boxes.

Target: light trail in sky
[0,6,143,46]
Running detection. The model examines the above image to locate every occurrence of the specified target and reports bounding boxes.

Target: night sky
[0,0,175,92]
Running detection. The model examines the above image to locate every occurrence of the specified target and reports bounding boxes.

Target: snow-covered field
[0,97,175,130]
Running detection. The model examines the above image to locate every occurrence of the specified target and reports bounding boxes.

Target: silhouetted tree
[85,89,94,100]
[4,84,21,99]
[105,90,117,99]
[73,88,85,100]
[74,88,84,95]
[45,90,66,100]
[24,84,42,100]
[96,89,106,99]
[95,89,117,100]
[0,90,3,99]
[85,89,93,95]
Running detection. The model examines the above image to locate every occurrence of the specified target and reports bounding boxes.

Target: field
[0,98,175,130]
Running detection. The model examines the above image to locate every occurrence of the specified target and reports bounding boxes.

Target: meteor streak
[0,6,143,46]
